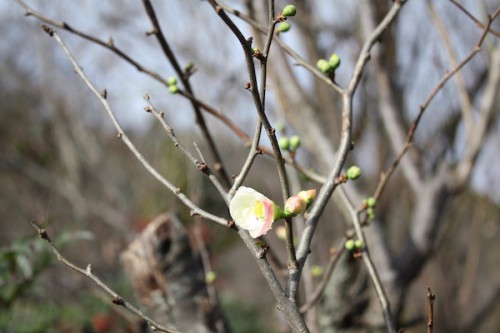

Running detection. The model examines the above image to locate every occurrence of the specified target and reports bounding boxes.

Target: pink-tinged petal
[253,198,275,237]
[229,187,279,238]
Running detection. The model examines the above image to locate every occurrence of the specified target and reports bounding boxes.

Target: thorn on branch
[144,106,153,113]
[41,24,54,36]
[101,88,107,99]
[244,82,251,90]
[117,132,123,139]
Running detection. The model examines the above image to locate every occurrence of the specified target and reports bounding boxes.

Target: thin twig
[43,26,228,227]
[15,0,170,86]
[426,287,436,333]
[372,10,498,201]
[141,0,232,189]
[143,95,229,204]
[29,221,180,333]
[448,0,500,37]
[218,1,344,95]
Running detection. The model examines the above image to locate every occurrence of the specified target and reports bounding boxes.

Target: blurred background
[1,1,499,332]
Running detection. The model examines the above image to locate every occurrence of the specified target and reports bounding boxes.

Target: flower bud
[278,22,291,33]
[184,62,195,72]
[317,59,333,74]
[297,189,316,207]
[279,137,290,151]
[169,84,179,94]
[311,265,324,277]
[284,195,307,216]
[282,5,297,17]
[167,76,177,86]
[205,271,217,284]
[289,135,301,151]
[346,166,362,180]
[345,239,355,251]
[329,53,341,70]
[366,197,377,208]
[354,240,364,249]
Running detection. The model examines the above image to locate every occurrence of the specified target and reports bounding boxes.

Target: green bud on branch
[346,166,362,180]
[279,137,290,151]
[282,5,297,17]
[289,135,301,151]
[278,22,291,33]
[329,53,341,70]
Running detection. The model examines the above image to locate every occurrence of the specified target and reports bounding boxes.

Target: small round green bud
[169,84,179,94]
[366,197,377,208]
[354,240,364,249]
[205,271,217,284]
[367,208,375,220]
[345,239,355,251]
[184,62,195,72]
[311,265,324,277]
[317,59,333,74]
[329,53,341,70]
[278,22,291,33]
[279,137,290,151]
[167,76,177,86]
[282,5,297,17]
[346,166,362,180]
[289,135,301,151]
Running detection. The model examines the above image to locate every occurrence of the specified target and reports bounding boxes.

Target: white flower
[229,187,283,238]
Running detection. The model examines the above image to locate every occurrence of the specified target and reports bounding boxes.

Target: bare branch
[43,26,228,227]
[141,0,232,189]
[29,220,181,333]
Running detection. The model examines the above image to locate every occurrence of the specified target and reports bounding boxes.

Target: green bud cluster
[167,76,179,94]
[316,53,342,74]
[362,197,377,220]
[279,135,301,152]
[344,239,364,251]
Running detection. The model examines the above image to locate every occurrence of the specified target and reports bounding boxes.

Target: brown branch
[372,10,497,202]
[426,287,436,333]
[15,0,170,86]
[448,0,500,37]
[141,0,232,189]
[43,26,228,227]
[143,95,229,204]
[29,220,180,333]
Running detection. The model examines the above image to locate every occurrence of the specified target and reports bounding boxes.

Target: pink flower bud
[297,189,316,206]
[284,195,307,216]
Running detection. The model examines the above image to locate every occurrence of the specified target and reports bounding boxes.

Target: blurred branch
[141,0,232,189]
[16,0,170,86]
[299,244,345,314]
[427,1,474,136]
[448,0,500,37]
[372,8,499,202]
[29,220,180,333]
[42,26,229,227]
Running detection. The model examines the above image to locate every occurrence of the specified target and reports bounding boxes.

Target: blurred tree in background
[1,1,499,332]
